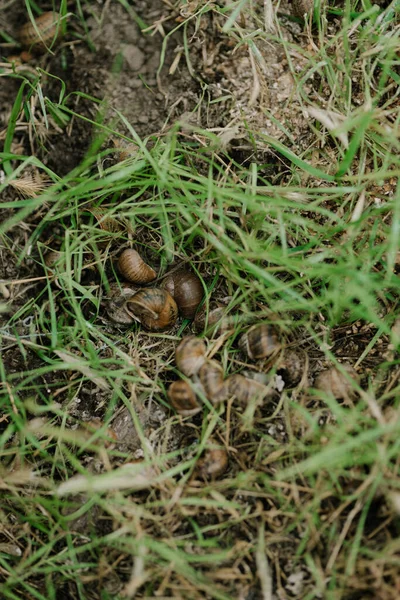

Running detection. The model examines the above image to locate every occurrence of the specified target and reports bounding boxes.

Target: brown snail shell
[193,306,231,335]
[18,12,63,51]
[106,285,138,325]
[118,249,157,284]
[239,324,282,360]
[162,270,203,319]
[226,374,270,403]
[293,0,314,18]
[6,55,23,66]
[167,380,201,417]
[175,336,206,377]
[126,288,178,331]
[44,250,62,269]
[196,444,228,479]
[314,364,359,401]
[277,349,308,387]
[198,360,229,405]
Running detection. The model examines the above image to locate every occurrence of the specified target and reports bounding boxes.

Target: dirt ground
[1,1,399,599]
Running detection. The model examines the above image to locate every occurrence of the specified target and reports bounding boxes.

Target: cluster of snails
[167,323,284,417]
[106,248,204,332]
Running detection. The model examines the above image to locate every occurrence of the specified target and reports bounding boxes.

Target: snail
[44,250,62,269]
[314,364,359,401]
[118,248,156,284]
[175,336,206,377]
[226,373,271,403]
[167,380,202,417]
[239,324,282,360]
[106,284,138,325]
[193,306,231,335]
[125,288,178,331]
[276,349,308,387]
[293,0,314,19]
[197,360,229,405]
[293,0,314,18]
[18,12,63,51]
[196,444,228,479]
[162,269,203,319]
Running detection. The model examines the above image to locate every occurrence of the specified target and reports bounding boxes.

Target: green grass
[1,0,400,598]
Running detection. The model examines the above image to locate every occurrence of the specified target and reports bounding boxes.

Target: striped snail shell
[226,374,270,403]
[175,336,206,377]
[239,324,282,360]
[126,288,178,331]
[118,249,157,284]
[18,12,63,51]
[197,360,229,405]
[162,269,203,319]
[167,380,202,417]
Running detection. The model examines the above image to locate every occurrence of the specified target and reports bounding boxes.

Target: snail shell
[126,288,178,331]
[44,250,62,269]
[239,324,282,360]
[226,374,270,403]
[106,285,138,325]
[293,0,314,18]
[118,249,157,284]
[198,360,229,405]
[277,349,308,387]
[18,12,63,51]
[314,364,359,400]
[175,336,206,377]
[167,380,201,417]
[163,270,203,319]
[6,55,23,66]
[196,445,228,479]
[194,306,231,335]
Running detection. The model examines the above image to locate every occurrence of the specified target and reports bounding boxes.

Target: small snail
[226,373,270,403]
[277,349,308,387]
[167,380,202,417]
[198,360,229,405]
[18,12,63,51]
[44,250,62,269]
[196,444,228,479]
[175,336,206,377]
[6,55,23,66]
[126,288,178,331]
[194,306,231,335]
[106,285,138,325]
[239,324,282,360]
[118,249,156,284]
[314,364,359,401]
[162,269,203,319]
[293,0,314,18]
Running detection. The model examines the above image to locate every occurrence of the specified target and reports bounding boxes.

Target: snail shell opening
[126,288,178,331]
